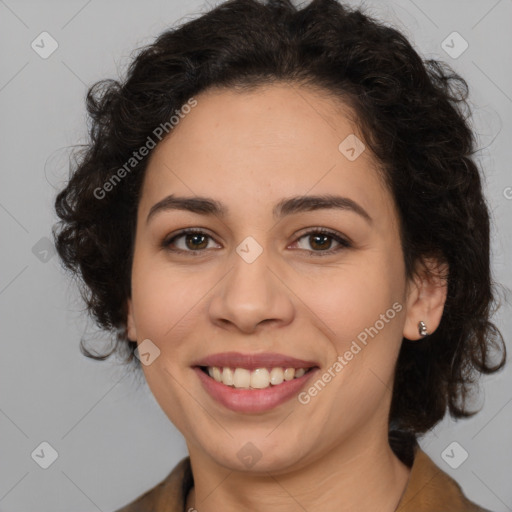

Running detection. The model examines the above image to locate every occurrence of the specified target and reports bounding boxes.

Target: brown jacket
[115,444,492,511]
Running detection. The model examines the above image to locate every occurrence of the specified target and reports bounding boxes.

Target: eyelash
[161,227,352,257]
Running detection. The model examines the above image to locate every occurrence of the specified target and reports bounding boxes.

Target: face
[126,83,440,474]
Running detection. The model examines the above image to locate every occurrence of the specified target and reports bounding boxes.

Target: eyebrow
[146,194,372,225]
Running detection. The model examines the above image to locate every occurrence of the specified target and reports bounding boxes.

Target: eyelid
[161,227,220,255]
[294,227,352,245]
[162,227,352,256]
[291,227,352,255]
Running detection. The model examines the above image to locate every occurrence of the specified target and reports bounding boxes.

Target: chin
[200,437,312,475]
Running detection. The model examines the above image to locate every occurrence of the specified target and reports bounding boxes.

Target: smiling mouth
[199,365,316,389]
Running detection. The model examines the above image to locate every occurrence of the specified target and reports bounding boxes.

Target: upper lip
[191,352,319,370]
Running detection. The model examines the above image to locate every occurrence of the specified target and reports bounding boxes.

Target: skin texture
[126,83,448,512]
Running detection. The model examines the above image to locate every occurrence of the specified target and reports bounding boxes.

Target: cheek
[308,250,405,371]
[130,229,406,349]
[304,267,404,420]
[130,252,210,343]
[313,258,402,330]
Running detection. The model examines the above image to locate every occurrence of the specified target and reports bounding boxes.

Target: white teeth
[212,367,222,383]
[269,367,284,385]
[222,367,234,386]
[295,368,306,378]
[250,368,270,389]
[283,368,295,381]
[205,366,311,389]
[233,368,251,388]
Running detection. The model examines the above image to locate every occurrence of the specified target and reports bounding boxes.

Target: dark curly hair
[53,0,506,457]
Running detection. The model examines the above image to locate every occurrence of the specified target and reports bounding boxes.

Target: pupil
[311,234,330,250]
[187,234,207,250]
[184,233,331,251]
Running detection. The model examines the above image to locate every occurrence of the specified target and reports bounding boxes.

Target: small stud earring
[418,320,428,337]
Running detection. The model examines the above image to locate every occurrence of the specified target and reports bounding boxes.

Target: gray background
[0,0,511,510]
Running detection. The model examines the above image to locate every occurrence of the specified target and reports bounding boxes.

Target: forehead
[139,83,394,224]
[159,82,364,161]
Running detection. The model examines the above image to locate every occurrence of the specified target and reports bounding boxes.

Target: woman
[53,0,506,510]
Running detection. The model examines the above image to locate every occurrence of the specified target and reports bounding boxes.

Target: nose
[208,245,295,334]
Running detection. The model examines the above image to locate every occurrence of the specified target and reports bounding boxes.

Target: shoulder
[114,456,192,512]
[114,448,494,512]
[396,444,494,512]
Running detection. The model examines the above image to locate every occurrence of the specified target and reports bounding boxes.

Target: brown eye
[183,233,209,250]
[292,228,351,256]
[162,227,351,257]
[163,229,218,254]
[308,233,332,250]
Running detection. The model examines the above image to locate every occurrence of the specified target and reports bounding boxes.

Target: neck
[185,432,411,512]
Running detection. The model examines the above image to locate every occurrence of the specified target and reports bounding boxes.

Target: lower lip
[193,367,319,413]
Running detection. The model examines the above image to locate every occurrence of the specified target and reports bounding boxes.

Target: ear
[126,298,138,342]
[403,257,448,340]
